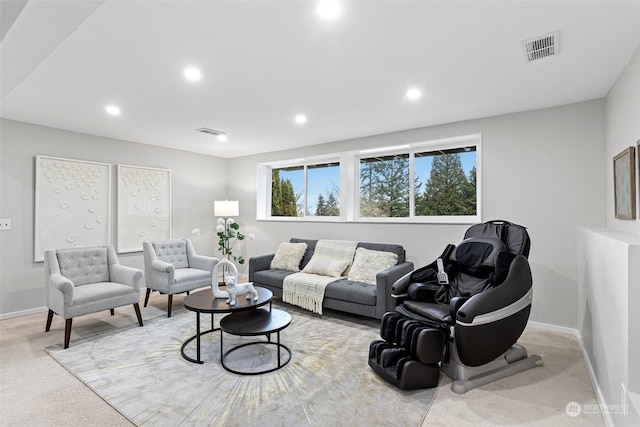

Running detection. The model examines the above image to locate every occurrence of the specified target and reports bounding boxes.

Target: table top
[220,308,291,336]
[183,287,272,314]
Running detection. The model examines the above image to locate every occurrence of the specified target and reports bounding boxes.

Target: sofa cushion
[356,242,405,264]
[290,238,318,269]
[270,242,308,271]
[301,256,350,278]
[325,279,376,306]
[254,269,297,289]
[348,247,398,285]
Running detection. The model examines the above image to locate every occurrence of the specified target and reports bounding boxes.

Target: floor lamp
[214,200,239,285]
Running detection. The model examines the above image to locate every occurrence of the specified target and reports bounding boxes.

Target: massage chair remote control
[437,258,449,285]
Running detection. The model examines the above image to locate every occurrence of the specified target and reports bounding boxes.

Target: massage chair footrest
[368,357,440,390]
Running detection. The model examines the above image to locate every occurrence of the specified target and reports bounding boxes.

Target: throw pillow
[347,247,398,285]
[270,242,308,271]
[301,256,350,278]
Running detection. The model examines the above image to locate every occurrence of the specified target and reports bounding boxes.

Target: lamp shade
[214,200,239,217]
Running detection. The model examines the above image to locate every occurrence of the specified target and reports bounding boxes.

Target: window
[257,134,481,223]
[270,161,340,218]
[357,140,479,221]
[359,154,410,217]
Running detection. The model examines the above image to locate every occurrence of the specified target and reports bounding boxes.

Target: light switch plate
[0,219,11,230]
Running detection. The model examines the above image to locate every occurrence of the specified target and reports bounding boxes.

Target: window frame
[258,155,343,222]
[354,134,481,224]
[257,134,482,224]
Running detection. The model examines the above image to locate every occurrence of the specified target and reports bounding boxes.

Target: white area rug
[47,304,436,426]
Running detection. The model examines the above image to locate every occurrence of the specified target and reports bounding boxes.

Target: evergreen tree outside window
[359,154,410,217]
[259,134,480,223]
[415,147,477,216]
[271,161,340,218]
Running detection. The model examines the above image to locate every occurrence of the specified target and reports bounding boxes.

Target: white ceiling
[1,0,639,158]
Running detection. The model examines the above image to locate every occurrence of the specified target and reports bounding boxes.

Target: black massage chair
[368,220,543,393]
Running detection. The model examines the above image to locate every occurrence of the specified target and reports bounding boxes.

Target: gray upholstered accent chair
[44,245,144,349]
[143,239,218,317]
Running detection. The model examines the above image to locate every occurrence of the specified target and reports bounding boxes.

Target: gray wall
[0,119,227,316]
[0,99,609,328]
[577,45,640,426]
[228,99,607,329]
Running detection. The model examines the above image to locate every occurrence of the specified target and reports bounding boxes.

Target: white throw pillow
[347,247,398,285]
[301,256,350,278]
[270,242,308,271]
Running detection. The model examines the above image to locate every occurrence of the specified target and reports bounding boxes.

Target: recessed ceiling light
[216,134,228,142]
[105,105,121,116]
[295,114,307,124]
[406,88,422,101]
[317,0,342,21]
[184,67,202,82]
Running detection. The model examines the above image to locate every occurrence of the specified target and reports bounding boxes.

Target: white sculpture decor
[211,258,238,299]
[224,277,259,306]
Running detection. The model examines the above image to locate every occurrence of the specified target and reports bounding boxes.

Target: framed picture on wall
[117,165,172,253]
[613,146,636,220]
[34,156,112,262]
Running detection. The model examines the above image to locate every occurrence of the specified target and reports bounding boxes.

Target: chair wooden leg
[167,295,173,318]
[45,309,54,332]
[133,303,143,327]
[64,318,73,349]
[144,288,152,307]
[110,308,115,316]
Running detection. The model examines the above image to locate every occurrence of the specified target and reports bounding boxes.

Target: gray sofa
[249,238,414,319]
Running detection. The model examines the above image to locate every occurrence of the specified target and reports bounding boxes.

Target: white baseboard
[0,306,48,321]
[526,320,579,337]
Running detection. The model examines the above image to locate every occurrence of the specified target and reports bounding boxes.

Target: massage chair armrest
[248,254,275,281]
[455,255,533,325]
[450,296,469,321]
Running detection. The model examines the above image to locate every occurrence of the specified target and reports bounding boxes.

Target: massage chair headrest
[450,237,505,274]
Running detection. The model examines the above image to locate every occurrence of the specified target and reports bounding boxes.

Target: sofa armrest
[48,273,74,311]
[151,259,174,274]
[189,254,218,272]
[376,262,415,318]
[110,264,144,292]
[249,254,275,281]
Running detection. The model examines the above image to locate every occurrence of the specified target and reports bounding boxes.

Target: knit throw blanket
[282,240,358,315]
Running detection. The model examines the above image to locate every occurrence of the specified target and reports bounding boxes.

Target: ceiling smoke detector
[522,31,560,62]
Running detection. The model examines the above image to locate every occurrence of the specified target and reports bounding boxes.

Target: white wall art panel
[34,156,112,262]
[117,165,171,253]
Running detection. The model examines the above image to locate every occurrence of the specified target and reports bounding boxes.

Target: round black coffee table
[181,287,272,364]
[219,308,292,375]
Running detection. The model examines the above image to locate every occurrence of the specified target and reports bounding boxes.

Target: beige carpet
[45,301,435,427]
[0,290,604,426]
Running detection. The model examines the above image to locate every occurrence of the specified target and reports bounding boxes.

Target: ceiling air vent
[195,127,225,136]
[522,31,560,62]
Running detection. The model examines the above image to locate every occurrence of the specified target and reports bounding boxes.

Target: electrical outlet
[0,219,11,230]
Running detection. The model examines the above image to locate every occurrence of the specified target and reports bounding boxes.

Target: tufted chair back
[151,240,189,268]
[54,247,110,286]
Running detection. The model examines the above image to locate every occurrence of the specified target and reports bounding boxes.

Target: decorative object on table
[34,155,111,262]
[613,146,636,220]
[224,276,259,306]
[117,164,171,253]
[210,258,238,298]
